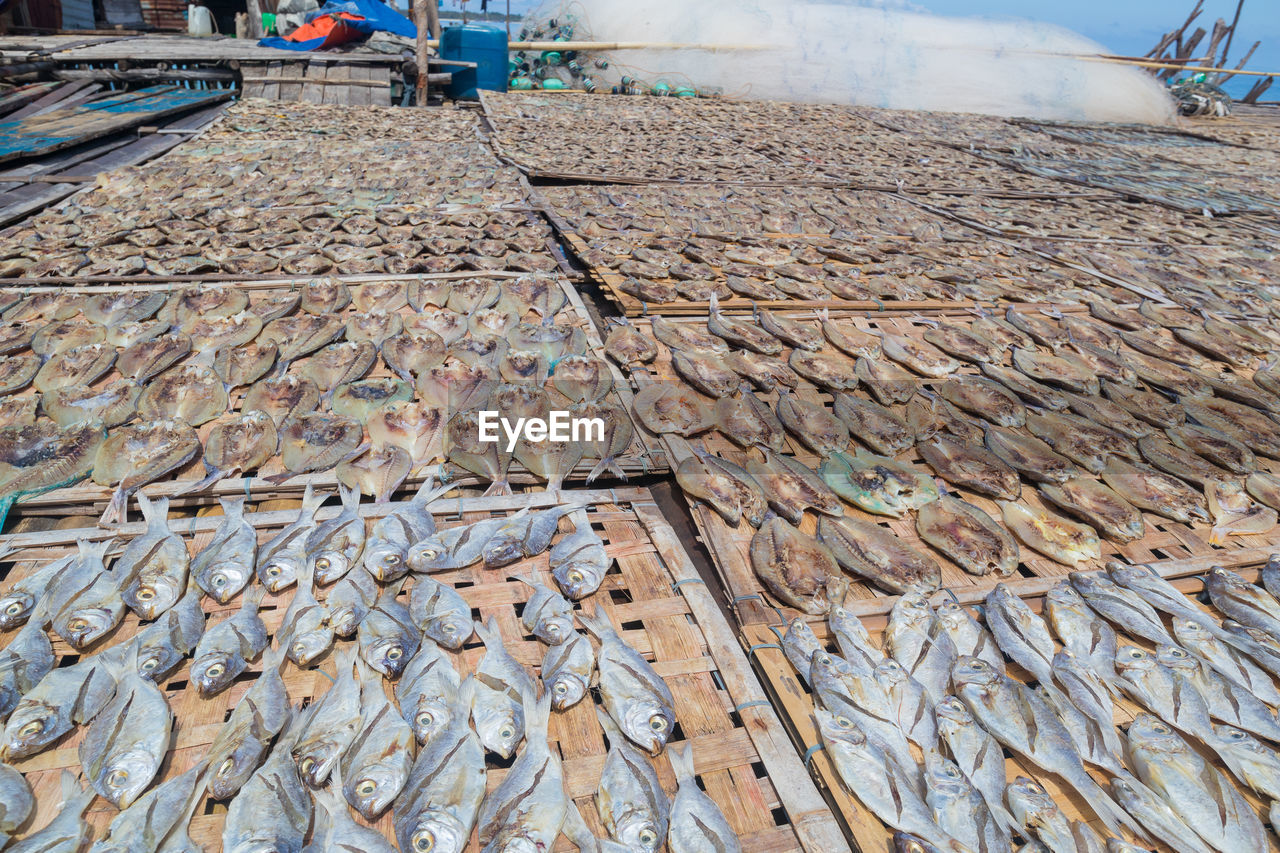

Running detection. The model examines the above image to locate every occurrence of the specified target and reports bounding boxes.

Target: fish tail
[473,615,500,646]
[559,800,596,850]
[243,583,266,611]
[482,478,512,498]
[338,481,360,513]
[668,741,696,783]
[413,475,457,506]
[509,573,535,589]
[261,643,288,673]
[176,466,230,496]
[219,494,247,519]
[595,707,623,743]
[1076,772,1143,839]
[101,485,128,525]
[573,604,612,640]
[457,675,477,711]
[521,685,552,737]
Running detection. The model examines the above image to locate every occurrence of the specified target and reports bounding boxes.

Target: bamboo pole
[1056,53,1280,78]
[423,39,770,51]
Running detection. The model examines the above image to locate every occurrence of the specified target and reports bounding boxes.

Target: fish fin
[509,573,536,588]
[668,741,696,783]
[338,481,360,514]
[482,478,512,497]
[261,471,296,486]
[473,615,500,646]
[457,675,477,712]
[176,465,232,495]
[596,707,624,744]
[521,684,552,738]
[219,494,248,519]
[300,483,329,519]
[412,475,457,506]
[559,800,598,851]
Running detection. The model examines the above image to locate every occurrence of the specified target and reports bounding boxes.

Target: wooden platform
[0,488,846,852]
[0,275,668,520]
[616,308,1280,627]
[743,563,1280,853]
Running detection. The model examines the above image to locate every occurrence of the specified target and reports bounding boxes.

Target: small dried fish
[999,501,1100,566]
[818,515,941,594]
[917,495,1018,577]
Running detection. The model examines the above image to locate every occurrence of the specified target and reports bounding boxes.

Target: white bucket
[188,5,215,36]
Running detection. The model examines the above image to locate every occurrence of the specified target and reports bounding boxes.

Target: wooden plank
[321,62,351,106]
[0,489,824,852]
[0,82,66,118]
[0,85,230,164]
[301,62,327,105]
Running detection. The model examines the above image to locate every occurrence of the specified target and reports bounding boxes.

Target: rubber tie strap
[872,297,886,312]
[746,642,782,657]
[671,578,705,594]
[734,700,770,713]
[803,743,824,767]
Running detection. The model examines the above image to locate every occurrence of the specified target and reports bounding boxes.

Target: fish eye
[68,617,88,631]
[638,829,658,845]
[18,720,42,737]
[292,642,307,656]
[217,758,235,777]
[553,682,567,694]
[316,558,330,570]
[108,769,129,787]
[649,715,667,731]
[141,657,159,671]
[137,588,155,601]
[206,663,225,678]
[266,567,281,578]
[499,726,515,740]
[415,711,434,727]
[1026,782,1043,793]
[835,715,852,727]
[568,570,584,583]
[1152,723,1170,734]
[387,647,403,660]
[945,766,960,778]
[212,575,227,587]
[356,779,377,796]
[412,830,436,852]
[442,624,457,634]
[383,554,400,565]
[4,602,22,615]
[300,757,315,773]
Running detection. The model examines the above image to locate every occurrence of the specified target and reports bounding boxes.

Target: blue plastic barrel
[440,23,509,99]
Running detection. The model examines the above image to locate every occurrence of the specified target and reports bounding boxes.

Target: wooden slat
[301,62,327,105]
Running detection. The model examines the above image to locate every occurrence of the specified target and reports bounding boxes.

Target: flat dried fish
[262,314,346,366]
[300,341,376,395]
[276,413,364,480]
[301,278,351,314]
[1011,347,1097,394]
[747,449,844,522]
[214,340,278,389]
[881,333,961,377]
[0,353,38,396]
[755,307,822,351]
[855,356,916,404]
[1026,410,1132,473]
[0,421,102,510]
[34,343,115,394]
[916,496,1018,576]
[92,420,200,523]
[1137,435,1230,487]
[818,515,941,594]
[137,363,228,426]
[603,318,658,368]
[789,348,859,391]
[1101,457,1208,524]
[331,378,413,422]
[159,286,248,325]
[1101,381,1183,429]
[749,517,839,613]
[820,449,938,517]
[979,363,1068,410]
[833,393,913,455]
[1167,423,1256,474]
[446,408,510,494]
[242,374,321,426]
[118,333,191,383]
[714,392,785,451]
[919,434,1021,500]
[1000,501,1100,566]
[337,444,410,503]
[1039,478,1145,543]
[937,377,1025,427]
[1207,479,1277,543]
[183,311,262,353]
[675,448,767,528]
[984,425,1077,482]
[632,384,715,436]
[383,331,446,382]
[367,400,445,468]
[186,411,278,492]
[31,318,104,357]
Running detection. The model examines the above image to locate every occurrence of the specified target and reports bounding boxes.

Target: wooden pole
[414,0,431,105]
[245,0,264,38]
[425,0,441,39]
[1218,0,1246,70]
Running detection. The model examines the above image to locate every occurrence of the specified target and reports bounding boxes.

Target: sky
[451,0,1276,99]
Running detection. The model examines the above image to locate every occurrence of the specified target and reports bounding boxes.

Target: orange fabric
[285,12,366,44]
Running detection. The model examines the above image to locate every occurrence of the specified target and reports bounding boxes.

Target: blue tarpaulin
[259,0,416,51]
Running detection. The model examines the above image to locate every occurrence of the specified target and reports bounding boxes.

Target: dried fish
[749,517,839,613]
[92,420,200,523]
[820,448,938,517]
[999,501,1100,566]
[819,515,941,594]
[917,495,1018,576]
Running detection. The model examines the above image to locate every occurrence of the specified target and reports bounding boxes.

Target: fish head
[58,604,118,649]
[1043,581,1085,609]
[208,742,260,800]
[537,615,574,646]
[949,655,999,690]
[618,698,674,756]
[933,695,973,728]
[1154,645,1198,675]
[1005,776,1057,828]
[481,535,524,569]
[258,556,299,593]
[345,758,403,821]
[894,590,932,623]
[924,758,969,798]
[1114,645,1155,678]
[551,557,606,601]
[196,560,252,604]
[1170,616,1209,645]
[98,746,156,807]
[328,604,362,639]
[1125,713,1185,755]
[472,700,522,759]
[363,636,411,678]
[425,613,473,651]
[310,550,352,586]
[814,707,867,748]
[407,697,452,745]
[405,537,451,575]
[1104,563,1150,588]
[614,813,663,852]
[807,648,848,683]
[1,702,59,759]
[126,575,182,621]
[135,641,180,682]
[0,591,35,630]
[191,653,238,697]
[934,598,965,629]
[873,658,910,687]
[286,622,334,667]
[362,542,408,580]
[296,744,340,789]
[892,833,950,853]
[548,670,587,711]
[402,808,470,853]
[1207,565,1247,592]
